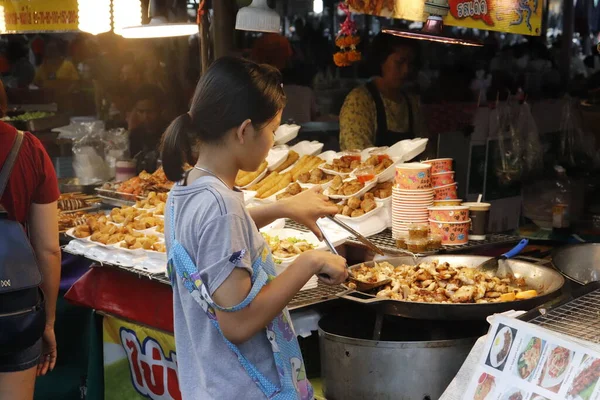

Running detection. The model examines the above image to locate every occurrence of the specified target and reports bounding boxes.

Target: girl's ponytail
[160,113,195,182]
[161,57,286,178]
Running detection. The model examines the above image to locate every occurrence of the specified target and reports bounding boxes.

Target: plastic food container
[394,233,408,249]
[342,149,362,163]
[408,223,429,240]
[406,239,428,253]
[427,234,443,250]
[354,165,376,184]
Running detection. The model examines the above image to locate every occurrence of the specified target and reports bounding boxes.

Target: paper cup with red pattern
[432,199,463,206]
[422,158,453,174]
[394,163,432,190]
[431,171,455,187]
[428,206,470,222]
[429,219,470,245]
[434,183,458,200]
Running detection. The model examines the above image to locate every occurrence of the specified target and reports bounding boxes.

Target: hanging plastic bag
[103,128,129,178]
[516,101,543,179]
[559,96,600,170]
[494,98,523,185]
[72,123,110,184]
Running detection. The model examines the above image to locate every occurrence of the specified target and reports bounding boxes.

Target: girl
[161,57,348,400]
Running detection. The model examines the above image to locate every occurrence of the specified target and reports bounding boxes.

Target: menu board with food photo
[486,324,518,371]
[463,316,600,400]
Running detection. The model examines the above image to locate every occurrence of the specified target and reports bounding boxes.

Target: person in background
[119,56,144,95]
[0,81,61,399]
[339,32,431,155]
[128,84,167,173]
[33,40,79,90]
[251,33,318,124]
[3,39,35,89]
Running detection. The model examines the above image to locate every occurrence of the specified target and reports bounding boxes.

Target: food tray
[95,187,140,202]
[6,113,70,132]
[63,238,344,310]
[96,194,136,208]
[324,178,378,200]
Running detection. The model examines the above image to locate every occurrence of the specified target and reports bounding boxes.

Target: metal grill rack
[288,283,344,310]
[284,220,519,255]
[529,288,600,344]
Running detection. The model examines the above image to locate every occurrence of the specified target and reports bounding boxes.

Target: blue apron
[167,196,313,400]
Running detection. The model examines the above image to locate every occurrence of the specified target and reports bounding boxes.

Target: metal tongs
[323,215,384,256]
[317,216,390,291]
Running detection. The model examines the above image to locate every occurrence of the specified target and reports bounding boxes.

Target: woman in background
[339,32,433,155]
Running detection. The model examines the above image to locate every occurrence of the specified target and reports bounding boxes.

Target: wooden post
[213,0,236,59]
[200,4,211,75]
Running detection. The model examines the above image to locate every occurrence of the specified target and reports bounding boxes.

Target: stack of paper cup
[392,163,433,238]
[423,158,458,201]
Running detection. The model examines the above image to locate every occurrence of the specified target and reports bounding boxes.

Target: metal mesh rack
[529,288,600,344]
[284,220,519,255]
[288,283,344,310]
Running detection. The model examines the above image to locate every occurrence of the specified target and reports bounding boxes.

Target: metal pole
[560,0,574,86]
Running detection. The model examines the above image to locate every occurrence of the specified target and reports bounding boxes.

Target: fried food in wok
[350,260,537,303]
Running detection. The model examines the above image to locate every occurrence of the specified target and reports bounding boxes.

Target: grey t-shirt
[165,176,279,400]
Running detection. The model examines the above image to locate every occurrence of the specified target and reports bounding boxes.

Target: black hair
[367,31,420,77]
[133,84,165,107]
[161,56,286,182]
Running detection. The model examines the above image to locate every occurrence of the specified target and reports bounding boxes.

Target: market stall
[56,129,583,399]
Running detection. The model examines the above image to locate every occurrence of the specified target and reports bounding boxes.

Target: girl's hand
[301,250,348,285]
[281,186,338,241]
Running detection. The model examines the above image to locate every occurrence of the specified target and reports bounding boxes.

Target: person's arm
[339,88,376,150]
[213,250,346,344]
[248,186,338,241]
[28,202,61,327]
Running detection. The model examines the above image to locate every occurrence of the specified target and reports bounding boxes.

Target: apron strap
[365,80,387,141]
[399,91,414,137]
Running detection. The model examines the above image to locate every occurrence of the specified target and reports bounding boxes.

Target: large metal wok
[339,255,565,320]
[552,243,600,285]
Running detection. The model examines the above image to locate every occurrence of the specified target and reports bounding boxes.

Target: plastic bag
[494,99,523,185]
[559,96,600,170]
[103,128,129,177]
[494,97,543,184]
[72,123,111,184]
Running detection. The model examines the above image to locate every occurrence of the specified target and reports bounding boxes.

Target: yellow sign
[347,0,542,36]
[0,0,79,33]
[103,315,182,400]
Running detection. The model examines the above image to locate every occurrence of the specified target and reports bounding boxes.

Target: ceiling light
[78,0,111,35]
[113,0,142,35]
[120,0,197,39]
[313,0,324,14]
[236,0,280,33]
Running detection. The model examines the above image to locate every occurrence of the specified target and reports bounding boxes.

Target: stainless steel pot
[552,243,600,285]
[339,255,565,320]
[319,313,481,400]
